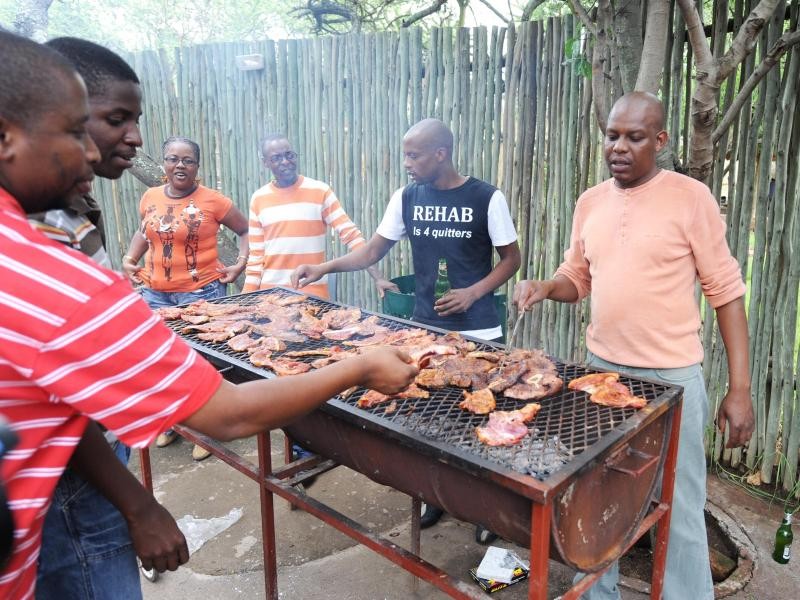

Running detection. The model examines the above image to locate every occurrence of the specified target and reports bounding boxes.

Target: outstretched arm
[291,234,396,290]
[182,345,417,440]
[69,422,188,573]
[715,296,754,448]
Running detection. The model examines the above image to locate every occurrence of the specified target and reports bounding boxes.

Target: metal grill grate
[168,288,673,480]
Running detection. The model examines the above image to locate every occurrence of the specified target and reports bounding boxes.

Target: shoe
[192,444,212,461]
[420,503,444,529]
[156,430,178,448]
[291,444,317,487]
[475,525,498,545]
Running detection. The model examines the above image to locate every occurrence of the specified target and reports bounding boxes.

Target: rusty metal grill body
[163,287,683,597]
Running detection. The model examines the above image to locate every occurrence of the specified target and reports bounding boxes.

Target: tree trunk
[614,0,644,93]
[635,0,671,93]
[677,0,781,183]
[13,0,54,41]
[129,149,164,188]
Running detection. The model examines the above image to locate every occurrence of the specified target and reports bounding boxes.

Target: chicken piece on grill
[504,372,563,400]
[408,344,459,368]
[249,348,273,367]
[568,372,647,409]
[227,333,262,352]
[259,357,313,376]
[155,306,184,320]
[323,307,362,329]
[425,356,496,388]
[182,320,249,336]
[344,331,391,347]
[196,330,237,343]
[459,388,496,415]
[437,332,477,353]
[273,294,308,306]
[250,324,305,343]
[357,384,430,408]
[415,368,448,389]
[322,325,363,341]
[486,361,529,393]
[180,313,210,325]
[465,351,502,362]
[247,336,287,354]
[284,348,336,358]
[475,402,542,446]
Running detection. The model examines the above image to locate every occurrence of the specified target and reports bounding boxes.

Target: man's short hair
[0,30,77,128]
[260,133,289,157]
[45,37,139,97]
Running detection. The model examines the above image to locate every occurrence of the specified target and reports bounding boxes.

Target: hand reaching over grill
[357,346,419,395]
[291,263,326,290]
[513,276,579,308]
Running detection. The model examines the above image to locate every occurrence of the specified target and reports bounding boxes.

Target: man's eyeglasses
[164,156,198,166]
[266,151,298,165]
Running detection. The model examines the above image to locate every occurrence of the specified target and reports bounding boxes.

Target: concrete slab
[131,432,797,600]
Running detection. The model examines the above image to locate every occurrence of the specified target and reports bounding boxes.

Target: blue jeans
[36,442,142,600]
[574,352,714,600]
[140,280,226,309]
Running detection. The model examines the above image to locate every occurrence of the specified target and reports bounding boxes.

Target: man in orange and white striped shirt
[244,135,394,299]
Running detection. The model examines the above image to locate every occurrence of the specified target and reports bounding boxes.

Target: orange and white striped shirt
[244,175,365,299]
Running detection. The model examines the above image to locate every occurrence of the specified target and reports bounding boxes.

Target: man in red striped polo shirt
[0,31,417,600]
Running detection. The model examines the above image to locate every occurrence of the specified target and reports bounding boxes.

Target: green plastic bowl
[381,274,507,340]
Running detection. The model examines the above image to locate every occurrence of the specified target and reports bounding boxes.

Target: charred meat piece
[465,350,502,362]
[459,388,496,415]
[569,372,647,408]
[475,402,542,446]
[504,372,564,401]
[437,332,477,353]
[415,368,448,389]
[357,384,430,408]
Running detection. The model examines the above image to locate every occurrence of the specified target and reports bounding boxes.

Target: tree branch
[716,0,781,81]
[401,0,447,28]
[676,0,713,68]
[713,28,800,144]
[567,0,597,36]
[521,0,547,21]
[477,0,510,23]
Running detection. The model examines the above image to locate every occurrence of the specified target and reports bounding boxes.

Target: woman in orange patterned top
[122,136,249,459]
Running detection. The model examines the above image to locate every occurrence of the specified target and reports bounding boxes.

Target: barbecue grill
[155,287,682,599]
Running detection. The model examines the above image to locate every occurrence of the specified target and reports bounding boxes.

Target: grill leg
[651,402,682,599]
[138,447,153,492]
[258,431,279,600]
[410,497,421,594]
[528,502,550,600]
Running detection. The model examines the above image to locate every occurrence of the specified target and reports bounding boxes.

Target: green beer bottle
[773,512,794,564]
[433,258,451,302]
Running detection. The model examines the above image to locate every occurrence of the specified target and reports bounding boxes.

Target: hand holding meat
[434,287,478,316]
[358,346,419,394]
[291,263,326,289]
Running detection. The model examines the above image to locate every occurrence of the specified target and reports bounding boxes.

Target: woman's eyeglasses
[267,151,298,165]
[164,156,198,166]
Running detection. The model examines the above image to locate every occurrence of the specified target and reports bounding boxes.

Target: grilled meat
[475,402,542,446]
[459,388,496,414]
[568,372,647,409]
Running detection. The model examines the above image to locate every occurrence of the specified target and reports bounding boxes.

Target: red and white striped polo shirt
[0,189,221,599]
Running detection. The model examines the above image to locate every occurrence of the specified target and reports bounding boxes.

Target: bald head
[608,92,665,133]
[404,118,454,157]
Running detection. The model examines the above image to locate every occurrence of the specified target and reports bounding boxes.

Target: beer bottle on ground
[433,258,451,302]
[773,511,793,564]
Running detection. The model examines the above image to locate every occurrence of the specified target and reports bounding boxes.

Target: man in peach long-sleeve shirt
[514,92,753,600]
